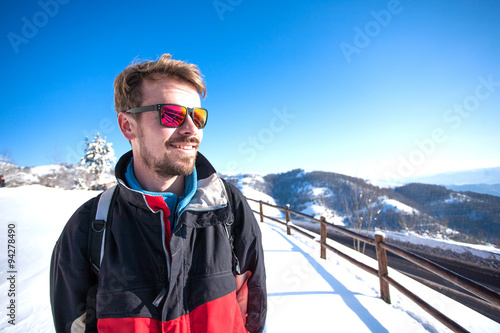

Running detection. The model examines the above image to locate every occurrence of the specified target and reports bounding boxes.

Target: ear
[118,112,137,141]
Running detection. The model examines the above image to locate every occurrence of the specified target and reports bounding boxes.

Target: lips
[170,144,197,150]
[167,138,199,152]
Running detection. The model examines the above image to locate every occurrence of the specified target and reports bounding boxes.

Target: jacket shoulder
[66,196,97,234]
[220,180,260,237]
[221,179,246,205]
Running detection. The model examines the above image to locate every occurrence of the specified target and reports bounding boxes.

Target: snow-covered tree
[79,133,116,189]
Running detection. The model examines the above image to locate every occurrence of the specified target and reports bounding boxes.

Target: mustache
[166,137,200,145]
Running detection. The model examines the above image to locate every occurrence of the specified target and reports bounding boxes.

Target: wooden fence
[246,198,500,333]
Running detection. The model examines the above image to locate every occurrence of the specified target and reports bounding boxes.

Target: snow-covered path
[262,221,430,332]
[263,222,397,332]
[260,220,500,333]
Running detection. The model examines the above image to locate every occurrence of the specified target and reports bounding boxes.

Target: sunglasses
[125,104,208,129]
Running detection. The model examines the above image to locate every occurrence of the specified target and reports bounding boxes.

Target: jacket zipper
[153,209,171,308]
[159,209,171,279]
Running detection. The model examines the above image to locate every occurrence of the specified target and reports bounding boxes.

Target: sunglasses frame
[125,104,208,129]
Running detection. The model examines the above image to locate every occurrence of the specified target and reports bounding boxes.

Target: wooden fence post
[259,200,263,222]
[320,216,327,259]
[285,204,291,235]
[375,231,391,304]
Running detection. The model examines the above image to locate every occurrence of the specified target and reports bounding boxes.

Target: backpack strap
[221,179,241,275]
[89,185,118,276]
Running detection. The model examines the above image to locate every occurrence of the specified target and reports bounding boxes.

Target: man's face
[132,77,203,178]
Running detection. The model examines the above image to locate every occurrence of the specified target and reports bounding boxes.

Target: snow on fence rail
[246,197,500,333]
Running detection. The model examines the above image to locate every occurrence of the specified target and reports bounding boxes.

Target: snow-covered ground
[262,221,499,332]
[1,185,499,332]
[382,230,500,261]
[0,186,99,331]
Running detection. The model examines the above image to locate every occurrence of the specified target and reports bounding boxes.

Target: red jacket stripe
[144,195,172,258]
[97,291,247,333]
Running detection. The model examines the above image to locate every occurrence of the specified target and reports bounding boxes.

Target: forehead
[141,76,201,107]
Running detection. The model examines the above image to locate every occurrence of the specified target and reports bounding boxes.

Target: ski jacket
[50,151,267,333]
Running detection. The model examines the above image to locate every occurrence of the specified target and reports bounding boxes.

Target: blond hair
[114,54,206,114]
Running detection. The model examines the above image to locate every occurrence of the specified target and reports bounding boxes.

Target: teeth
[172,145,194,150]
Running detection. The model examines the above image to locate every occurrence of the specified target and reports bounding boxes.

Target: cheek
[159,128,178,143]
[139,126,173,148]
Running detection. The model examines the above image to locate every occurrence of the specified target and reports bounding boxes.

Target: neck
[133,159,185,196]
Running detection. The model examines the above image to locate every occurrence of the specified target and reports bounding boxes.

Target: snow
[236,177,283,219]
[1,185,499,332]
[443,193,468,204]
[382,197,417,214]
[289,185,339,222]
[301,201,338,223]
[30,165,64,177]
[295,171,305,178]
[382,230,500,261]
[13,171,38,184]
[311,187,331,196]
[0,186,99,332]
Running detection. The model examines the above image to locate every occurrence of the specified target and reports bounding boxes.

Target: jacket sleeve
[227,183,267,333]
[50,197,97,333]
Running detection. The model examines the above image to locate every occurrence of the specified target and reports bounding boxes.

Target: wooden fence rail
[246,197,500,333]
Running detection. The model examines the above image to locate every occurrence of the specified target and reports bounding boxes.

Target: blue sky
[1,0,499,181]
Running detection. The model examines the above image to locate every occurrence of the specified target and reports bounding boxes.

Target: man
[50,54,267,332]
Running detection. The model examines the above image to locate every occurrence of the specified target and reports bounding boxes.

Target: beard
[138,137,199,178]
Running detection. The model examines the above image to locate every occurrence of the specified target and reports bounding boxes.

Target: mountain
[221,169,500,247]
[394,183,500,244]
[390,166,500,186]
[444,183,500,197]
[381,167,500,197]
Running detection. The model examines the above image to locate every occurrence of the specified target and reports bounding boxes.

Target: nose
[178,110,200,135]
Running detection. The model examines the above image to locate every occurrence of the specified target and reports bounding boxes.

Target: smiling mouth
[168,138,199,152]
[170,144,197,151]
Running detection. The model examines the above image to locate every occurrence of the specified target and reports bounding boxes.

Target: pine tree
[79,132,116,189]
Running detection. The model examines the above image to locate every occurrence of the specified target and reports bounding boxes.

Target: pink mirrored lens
[161,105,186,127]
